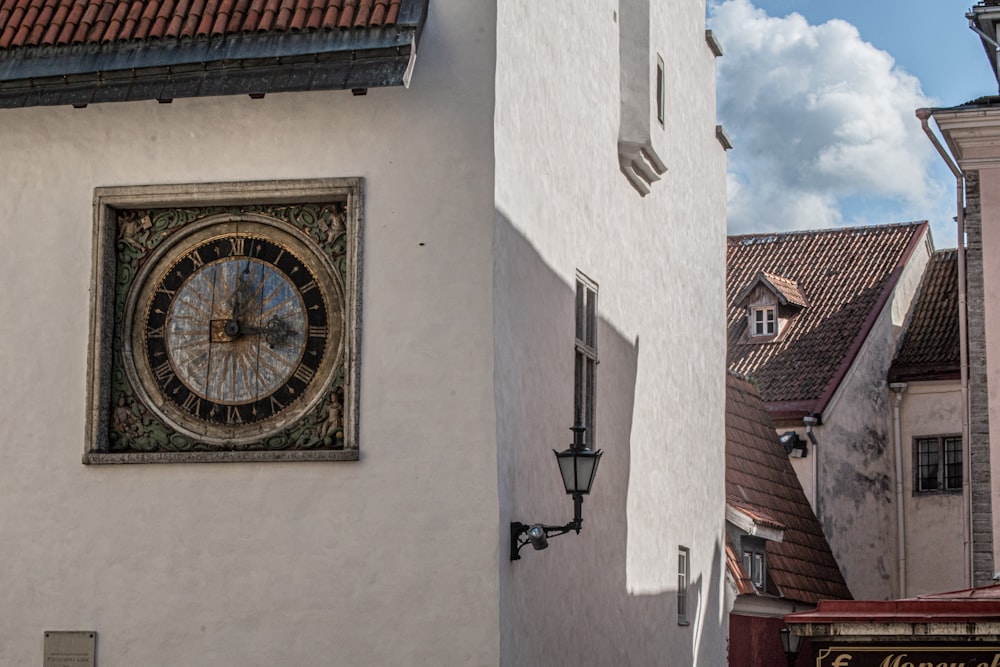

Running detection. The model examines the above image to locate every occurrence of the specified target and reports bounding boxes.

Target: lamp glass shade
[779,627,802,657]
[554,447,603,494]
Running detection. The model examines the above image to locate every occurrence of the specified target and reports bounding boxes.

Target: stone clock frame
[84,179,362,464]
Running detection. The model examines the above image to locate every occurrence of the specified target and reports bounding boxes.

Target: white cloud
[710,0,948,239]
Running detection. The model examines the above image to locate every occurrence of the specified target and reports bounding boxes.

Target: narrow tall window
[656,55,665,125]
[915,436,963,493]
[677,546,690,626]
[575,274,598,446]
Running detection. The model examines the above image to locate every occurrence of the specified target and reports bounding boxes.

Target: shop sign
[816,645,1000,667]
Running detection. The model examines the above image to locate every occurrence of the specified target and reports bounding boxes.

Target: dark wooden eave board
[0,9,424,107]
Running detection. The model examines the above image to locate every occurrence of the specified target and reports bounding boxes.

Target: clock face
[124,216,343,445]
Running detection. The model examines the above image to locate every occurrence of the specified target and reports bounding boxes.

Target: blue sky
[709,0,997,248]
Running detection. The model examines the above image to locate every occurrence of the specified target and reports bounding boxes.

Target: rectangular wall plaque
[44,631,96,667]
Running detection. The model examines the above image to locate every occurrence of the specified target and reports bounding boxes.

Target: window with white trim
[740,535,767,590]
[575,274,598,446]
[915,435,962,493]
[677,546,690,626]
[750,306,776,337]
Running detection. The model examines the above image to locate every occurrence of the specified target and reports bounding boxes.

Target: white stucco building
[0,0,728,665]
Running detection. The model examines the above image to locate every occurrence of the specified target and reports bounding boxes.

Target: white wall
[0,2,501,665]
[494,0,728,664]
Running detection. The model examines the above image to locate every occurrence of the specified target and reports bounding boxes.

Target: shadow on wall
[494,211,725,665]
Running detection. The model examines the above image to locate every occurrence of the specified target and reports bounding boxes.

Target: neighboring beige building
[921,0,1000,592]
[726,224,932,601]
[887,249,965,597]
[0,1,728,665]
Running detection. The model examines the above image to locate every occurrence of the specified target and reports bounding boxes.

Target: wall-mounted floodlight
[779,431,808,458]
[510,425,603,561]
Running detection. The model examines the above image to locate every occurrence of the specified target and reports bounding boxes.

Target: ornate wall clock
[85,180,361,463]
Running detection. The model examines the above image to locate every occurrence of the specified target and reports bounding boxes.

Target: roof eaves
[0,1,427,107]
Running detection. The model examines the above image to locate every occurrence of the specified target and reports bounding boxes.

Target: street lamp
[779,627,803,667]
[509,424,603,561]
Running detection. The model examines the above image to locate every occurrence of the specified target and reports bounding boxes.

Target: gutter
[917,107,973,589]
[890,382,907,598]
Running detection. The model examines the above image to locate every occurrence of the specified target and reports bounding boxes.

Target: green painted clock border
[84,179,362,464]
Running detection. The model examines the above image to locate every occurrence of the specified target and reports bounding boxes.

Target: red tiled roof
[727,223,928,417]
[0,0,401,49]
[726,538,757,596]
[729,500,786,531]
[726,373,852,604]
[0,0,426,107]
[889,249,960,382]
[735,271,809,309]
[761,272,809,307]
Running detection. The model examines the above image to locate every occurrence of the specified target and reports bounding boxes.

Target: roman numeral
[308,326,326,338]
[293,365,316,384]
[181,394,202,414]
[147,325,165,339]
[153,361,175,383]
[226,406,243,424]
[300,280,317,294]
[229,237,246,255]
[188,250,205,268]
[269,395,285,414]
[157,286,176,298]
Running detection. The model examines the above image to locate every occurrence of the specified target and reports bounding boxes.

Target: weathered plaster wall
[0,2,501,665]
[495,0,728,664]
[811,235,930,601]
[895,381,964,597]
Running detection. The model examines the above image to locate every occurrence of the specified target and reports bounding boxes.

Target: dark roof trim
[0,2,426,108]
[887,363,961,384]
[765,401,815,423]
[786,597,1000,625]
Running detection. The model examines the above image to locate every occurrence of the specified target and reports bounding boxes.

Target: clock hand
[228,317,299,348]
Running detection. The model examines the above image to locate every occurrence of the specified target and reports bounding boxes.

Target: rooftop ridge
[727,221,928,245]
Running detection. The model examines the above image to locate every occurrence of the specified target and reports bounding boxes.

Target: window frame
[677,546,690,626]
[913,435,963,494]
[575,273,598,447]
[656,54,665,126]
[740,535,767,591]
[749,306,776,337]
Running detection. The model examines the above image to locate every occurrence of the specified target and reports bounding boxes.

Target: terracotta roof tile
[726,373,852,604]
[0,0,401,49]
[889,249,960,382]
[727,223,928,412]
[726,538,757,596]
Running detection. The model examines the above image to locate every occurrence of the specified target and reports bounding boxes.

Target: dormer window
[750,306,776,337]
[741,536,767,588]
[726,503,784,594]
[734,271,808,343]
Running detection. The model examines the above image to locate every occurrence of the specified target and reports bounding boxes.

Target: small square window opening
[915,436,963,493]
[750,306,776,337]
